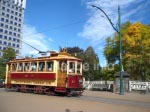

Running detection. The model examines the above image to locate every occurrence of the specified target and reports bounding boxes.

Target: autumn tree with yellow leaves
[104,22,150,81]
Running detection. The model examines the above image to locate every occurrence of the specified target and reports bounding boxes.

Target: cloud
[79,0,147,66]
[22,24,53,56]
[79,0,142,44]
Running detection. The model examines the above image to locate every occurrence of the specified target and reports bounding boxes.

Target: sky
[22,0,150,66]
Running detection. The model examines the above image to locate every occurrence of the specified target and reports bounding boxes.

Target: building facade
[0,0,26,56]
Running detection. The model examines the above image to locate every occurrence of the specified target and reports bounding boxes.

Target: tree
[103,22,150,81]
[83,46,101,80]
[60,46,101,80]
[0,47,16,79]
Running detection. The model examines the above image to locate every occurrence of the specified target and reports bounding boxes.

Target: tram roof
[9,51,82,63]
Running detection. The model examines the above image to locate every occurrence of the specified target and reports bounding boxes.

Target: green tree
[83,46,101,80]
[103,21,150,81]
[0,47,16,79]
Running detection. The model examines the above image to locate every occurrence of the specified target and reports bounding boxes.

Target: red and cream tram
[5,49,83,96]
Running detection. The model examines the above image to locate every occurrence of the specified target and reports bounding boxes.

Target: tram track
[72,95,150,108]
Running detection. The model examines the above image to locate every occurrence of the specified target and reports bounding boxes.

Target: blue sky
[22,0,150,66]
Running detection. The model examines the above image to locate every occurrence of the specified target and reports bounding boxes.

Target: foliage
[83,46,101,80]
[103,22,150,81]
[60,46,101,80]
[0,47,16,79]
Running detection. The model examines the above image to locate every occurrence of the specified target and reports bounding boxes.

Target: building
[0,0,26,56]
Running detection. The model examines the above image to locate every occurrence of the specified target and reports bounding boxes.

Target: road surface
[0,88,150,112]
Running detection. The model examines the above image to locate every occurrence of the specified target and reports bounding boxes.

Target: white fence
[129,81,150,92]
[83,80,150,93]
[83,81,114,90]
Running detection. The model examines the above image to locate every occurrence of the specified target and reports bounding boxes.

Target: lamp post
[92,5,124,95]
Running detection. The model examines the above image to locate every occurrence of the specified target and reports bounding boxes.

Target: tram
[5,48,83,96]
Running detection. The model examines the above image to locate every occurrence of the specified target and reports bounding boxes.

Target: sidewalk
[83,90,150,103]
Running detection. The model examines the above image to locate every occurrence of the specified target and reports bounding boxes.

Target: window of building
[5,30,8,34]
[1,18,4,21]
[18,34,20,37]
[8,4,10,7]
[0,35,2,39]
[6,19,9,23]
[15,12,18,15]
[2,7,5,10]
[4,41,7,45]
[10,21,13,24]
[13,33,16,36]
[9,31,12,35]
[11,15,14,19]
[9,37,12,40]
[9,26,13,30]
[13,43,15,47]
[0,29,3,32]
[14,27,17,31]
[14,22,17,25]
[1,11,4,16]
[11,10,14,14]
[17,44,19,48]
[18,29,21,32]
[19,18,21,22]
[15,17,17,21]
[0,23,4,27]
[18,24,21,27]
[7,9,10,12]
[0,41,2,44]
[13,38,16,41]
[4,36,7,40]
[8,43,11,46]
[6,14,9,18]
[19,14,22,17]
[3,47,6,50]
[5,25,8,28]
[17,39,20,42]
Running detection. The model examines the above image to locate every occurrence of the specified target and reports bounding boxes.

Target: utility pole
[92,5,124,95]
[118,6,124,95]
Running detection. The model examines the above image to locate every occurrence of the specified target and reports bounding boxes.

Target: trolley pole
[92,5,124,95]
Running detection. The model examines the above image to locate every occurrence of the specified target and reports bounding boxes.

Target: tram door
[57,61,67,87]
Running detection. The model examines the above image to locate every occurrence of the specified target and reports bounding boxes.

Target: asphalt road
[0,88,150,112]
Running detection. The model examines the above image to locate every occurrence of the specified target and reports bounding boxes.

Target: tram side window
[31,62,37,71]
[39,62,45,71]
[77,62,81,74]
[17,63,23,72]
[12,63,17,71]
[59,61,67,72]
[24,63,30,71]
[46,62,53,71]
[69,62,75,73]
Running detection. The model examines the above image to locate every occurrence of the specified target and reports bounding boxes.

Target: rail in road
[73,95,150,108]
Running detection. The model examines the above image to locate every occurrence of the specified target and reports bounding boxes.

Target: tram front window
[68,62,75,73]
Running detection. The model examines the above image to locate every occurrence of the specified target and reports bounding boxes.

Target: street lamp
[92,5,124,95]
